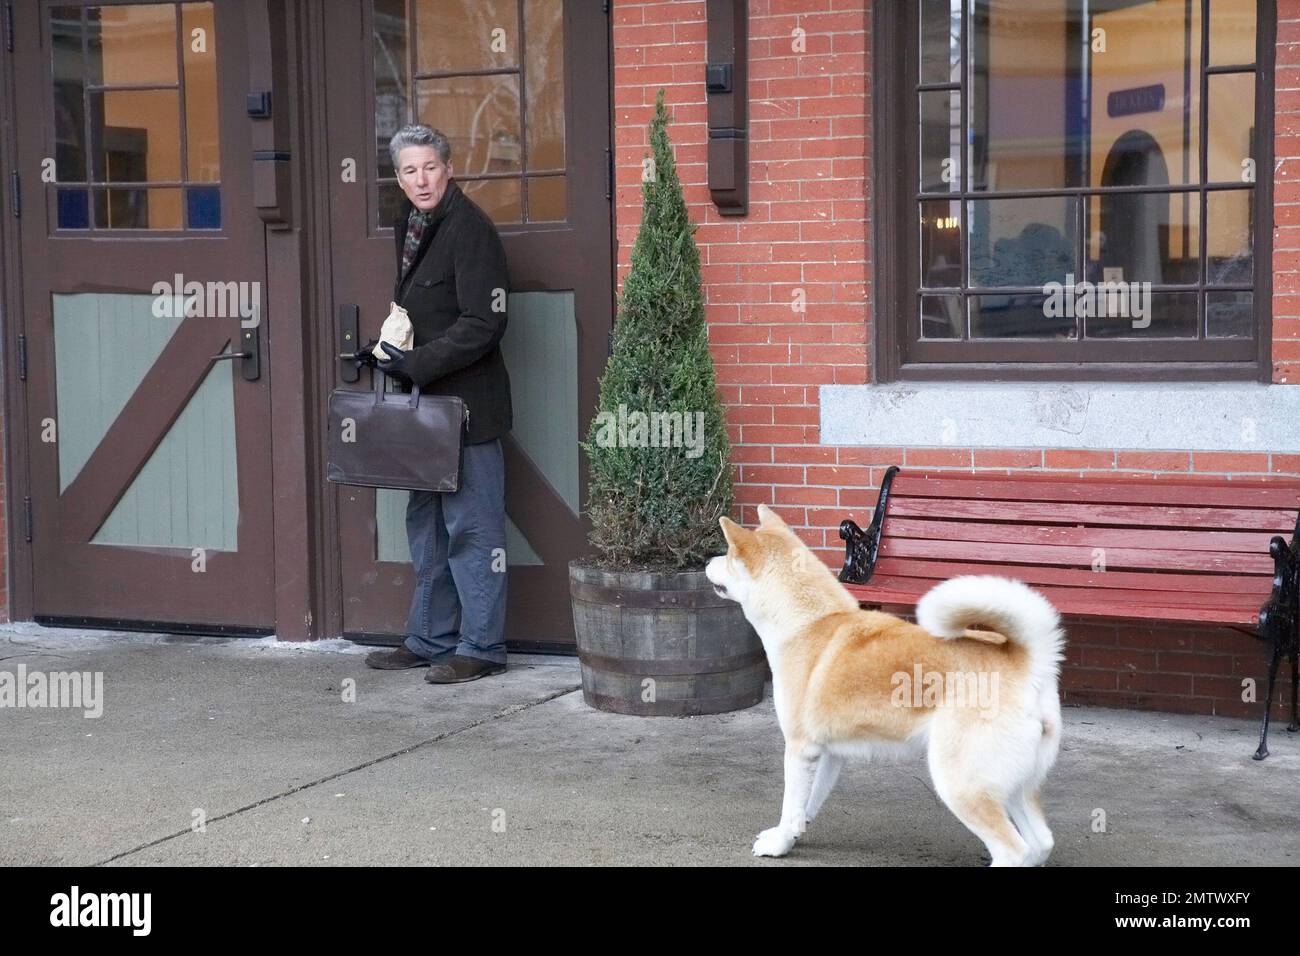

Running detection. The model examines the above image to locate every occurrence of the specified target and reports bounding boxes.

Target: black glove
[376,341,415,387]
[351,338,381,370]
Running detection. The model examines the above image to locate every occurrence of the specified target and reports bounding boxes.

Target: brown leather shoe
[365,646,433,670]
[424,655,507,684]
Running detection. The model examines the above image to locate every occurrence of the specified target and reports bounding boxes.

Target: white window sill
[819,383,1300,453]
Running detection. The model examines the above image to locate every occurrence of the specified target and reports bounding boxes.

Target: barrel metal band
[577,648,766,677]
[584,690,764,717]
[569,579,732,609]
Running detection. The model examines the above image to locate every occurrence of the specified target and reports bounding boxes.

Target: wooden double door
[324,0,611,647]
[9,0,611,644]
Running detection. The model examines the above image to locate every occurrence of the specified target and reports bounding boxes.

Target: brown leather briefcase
[326,372,468,493]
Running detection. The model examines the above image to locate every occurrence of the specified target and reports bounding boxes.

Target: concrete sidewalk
[1,622,1296,867]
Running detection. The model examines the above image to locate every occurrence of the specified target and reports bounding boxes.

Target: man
[361,124,512,684]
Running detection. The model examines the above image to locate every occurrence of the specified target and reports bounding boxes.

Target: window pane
[414,0,518,73]
[524,0,565,172]
[921,293,962,339]
[459,177,521,225]
[969,293,1073,339]
[94,187,184,229]
[1207,72,1255,183]
[378,181,405,227]
[182,3,219,183]
[416,74,521,177]
[1087,190,1199,285]
[920,0,961,85]
[374,0,408,181]
[921,89,961,192]
[1085,291,1197,339]
[968,197,1077,289]
[969,0,1087,191]
[1209,0,1256,66]
[57,188,90,229]
[1206,189,1253,285]
[527,176,566,222]
[52,7,87,182]
[1089,0,1201,189]
[1206,290,1253,339]
[920,198,962,289]
[89,89,182,183]
[86,4,178,86]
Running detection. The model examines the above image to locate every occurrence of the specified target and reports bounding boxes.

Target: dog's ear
[719,515,756,551]
[757,503,786,527]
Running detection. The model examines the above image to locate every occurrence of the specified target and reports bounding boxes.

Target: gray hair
[388,124,451,170]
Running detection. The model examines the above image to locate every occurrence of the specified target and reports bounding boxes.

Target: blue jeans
[402,438,508,665]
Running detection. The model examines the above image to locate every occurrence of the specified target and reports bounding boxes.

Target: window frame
[873,0,1276,383]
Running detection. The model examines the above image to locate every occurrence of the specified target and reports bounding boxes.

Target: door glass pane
[89,89,182,182]
[459,176,522,224]
[182,3,219,182]
[374,0,566,226]
[524,0,565,172]
[416,74,521,178]
[49,3,221,231]
[376,488,408,563]
[414,0,518,73]
[527,176,566,222]
[93,186,184,229]
[86,4,178,85]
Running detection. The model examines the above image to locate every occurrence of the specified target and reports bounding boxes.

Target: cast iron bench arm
[1253,511,1300,759]
[837,464,899,586]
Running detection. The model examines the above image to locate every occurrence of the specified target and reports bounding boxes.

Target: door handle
[338,303,360,383]
[209,326,260,381]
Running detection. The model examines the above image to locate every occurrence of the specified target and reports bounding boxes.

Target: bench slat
[879,537,1275,574]
[881,516,1276,554]
[893,473,1300,509]
[845,582,1263,626]
[864,574,1266,612]
[872,556,1267,595]
[888,496,1297,532]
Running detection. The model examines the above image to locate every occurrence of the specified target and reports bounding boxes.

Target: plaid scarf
[400,208,432,279]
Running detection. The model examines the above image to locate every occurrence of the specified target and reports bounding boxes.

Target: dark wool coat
[392,180,513,445]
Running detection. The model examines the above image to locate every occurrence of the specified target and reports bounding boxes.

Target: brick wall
[612,0,1299,719]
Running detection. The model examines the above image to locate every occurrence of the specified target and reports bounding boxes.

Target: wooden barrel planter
[569,560,767,716]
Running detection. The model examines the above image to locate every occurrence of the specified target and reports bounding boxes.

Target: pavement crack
[92,682,581,866]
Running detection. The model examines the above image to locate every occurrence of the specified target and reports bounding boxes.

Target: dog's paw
[752,826,796,858]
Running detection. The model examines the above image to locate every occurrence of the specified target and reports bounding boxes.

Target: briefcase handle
[371,369,422,408]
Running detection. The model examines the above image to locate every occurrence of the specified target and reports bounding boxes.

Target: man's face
[396,145,452,211]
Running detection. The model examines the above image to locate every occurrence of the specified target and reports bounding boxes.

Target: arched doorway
[1099,130,1170,284]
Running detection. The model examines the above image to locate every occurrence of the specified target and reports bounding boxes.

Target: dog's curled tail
[916,575,1065,689]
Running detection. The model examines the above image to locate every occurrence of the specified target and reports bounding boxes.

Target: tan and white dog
[705,505,1065,866]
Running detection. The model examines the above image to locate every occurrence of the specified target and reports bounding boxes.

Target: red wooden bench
[837,466,1300,760]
